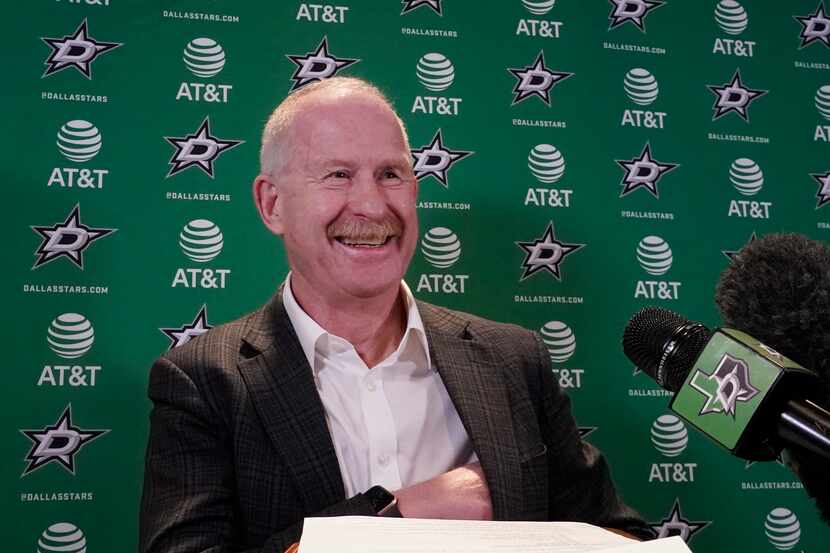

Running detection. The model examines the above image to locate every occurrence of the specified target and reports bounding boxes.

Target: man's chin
[332,268,405,301]
[341,278,402,300]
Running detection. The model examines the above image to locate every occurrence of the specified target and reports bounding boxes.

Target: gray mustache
[327,218,402,242]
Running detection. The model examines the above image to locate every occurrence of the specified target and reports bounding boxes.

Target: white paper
[594,536,691,553]
[298,516,690,553]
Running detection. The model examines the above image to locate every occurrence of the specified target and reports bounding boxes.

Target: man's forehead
[287,93,410,159]
[293,93,401,133]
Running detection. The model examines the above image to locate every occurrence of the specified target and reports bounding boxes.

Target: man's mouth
[335,234,394,248]
[328,218,402,250]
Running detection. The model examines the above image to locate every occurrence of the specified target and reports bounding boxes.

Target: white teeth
[337,236,390,247]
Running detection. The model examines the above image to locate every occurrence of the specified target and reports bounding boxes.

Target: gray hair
[259,77,409,176]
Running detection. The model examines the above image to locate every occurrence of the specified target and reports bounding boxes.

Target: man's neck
[289,275,407,368]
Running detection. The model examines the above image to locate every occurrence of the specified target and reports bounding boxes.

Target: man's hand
[393,462,492,520]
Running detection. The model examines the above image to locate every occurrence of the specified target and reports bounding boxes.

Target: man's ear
[252,174,284,235]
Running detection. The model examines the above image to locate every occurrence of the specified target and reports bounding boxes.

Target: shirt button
[366,380,377,392]
[378,454,389,466]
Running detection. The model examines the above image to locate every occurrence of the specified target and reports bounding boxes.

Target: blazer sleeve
[139,356,376,553]
[528,333,653,540]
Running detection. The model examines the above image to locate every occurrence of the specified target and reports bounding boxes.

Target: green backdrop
[4,0,830,551]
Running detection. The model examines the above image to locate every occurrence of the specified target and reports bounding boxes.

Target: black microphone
[622,306,830,462]
[715,232,830,522]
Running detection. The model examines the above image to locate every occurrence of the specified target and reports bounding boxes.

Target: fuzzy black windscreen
[716,232,830,523]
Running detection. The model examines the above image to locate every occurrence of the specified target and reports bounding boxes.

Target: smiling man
[139,77,648,553]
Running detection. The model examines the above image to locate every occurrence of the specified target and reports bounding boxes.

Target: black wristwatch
[365,485,402,517]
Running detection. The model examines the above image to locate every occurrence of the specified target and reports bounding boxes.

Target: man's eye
[383,170,400,179]
[327,170,349,179]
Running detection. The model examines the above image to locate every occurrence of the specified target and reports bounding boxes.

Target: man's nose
[347,173,387,218]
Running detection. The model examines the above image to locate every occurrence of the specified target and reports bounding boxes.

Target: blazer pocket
[520,442,547,463]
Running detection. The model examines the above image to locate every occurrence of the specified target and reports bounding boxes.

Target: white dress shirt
[282,275,477,498]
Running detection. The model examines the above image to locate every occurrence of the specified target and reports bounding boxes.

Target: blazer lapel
[419,302,523,520]
[237,293,345,513]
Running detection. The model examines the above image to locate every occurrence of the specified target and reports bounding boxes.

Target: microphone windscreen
[715,232,830,523]
[623,306,711,392]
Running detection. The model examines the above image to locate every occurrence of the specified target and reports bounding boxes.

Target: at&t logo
[176,38,233,104]
[765,508,801,551]
[729,158,763,195]
[712,1,755,57]
[411,53,462,116]
[37,522,87,553]
[648,414,697,483]
[39,313,101,387]
[541,321,583,389]
[416,227,468,294]
[57,120,102,162]
[813,84,830,142]
[727,158,771,219]
[620,68,666,130]
[296,3,349,23]
[515,0,562,39]
[524,144,572,209]
[634,236,681,300]
[47,120,109,190]
[171,219,231,289]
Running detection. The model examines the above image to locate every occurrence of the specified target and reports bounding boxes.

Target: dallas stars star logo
[411,129,473,187]
[745,452,786,469]
[20,404,108,476]
[690,353,759,418]
[41,19,121,79]
[758,343,786,364]
[31,204,116,270]
[811,171,830,209]
[401,0,442,15]
[579,426,598,439]
[649,498,711,542]
[616,143,679,198]
[708,70,768,122]
[516,221,585,281]
[161,305,213,350]
[722,231,758,261]
[795,2,830,49]
[286,36,359,91]
[608,0,665,32]
[508,51,573,106]
[164,117,243,178]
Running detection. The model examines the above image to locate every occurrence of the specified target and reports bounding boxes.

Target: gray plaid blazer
[139,294,648,553]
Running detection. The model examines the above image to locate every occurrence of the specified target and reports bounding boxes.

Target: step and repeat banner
[4,0,830,551]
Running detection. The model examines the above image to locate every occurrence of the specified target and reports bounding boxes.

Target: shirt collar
[281,273,431,374]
